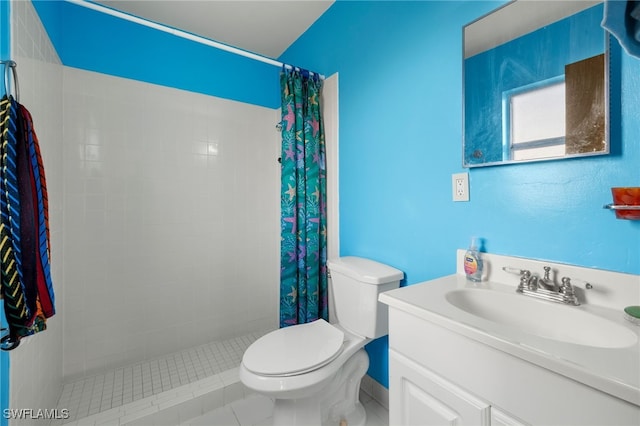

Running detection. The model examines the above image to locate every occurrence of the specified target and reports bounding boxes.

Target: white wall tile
[62,68,280,379]
[10,0,282,406]
[9,0,64,421]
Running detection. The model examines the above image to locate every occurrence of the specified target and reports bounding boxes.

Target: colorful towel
[0,95,54,350]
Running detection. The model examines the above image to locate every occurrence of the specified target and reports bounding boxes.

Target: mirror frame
[462,0,610,168]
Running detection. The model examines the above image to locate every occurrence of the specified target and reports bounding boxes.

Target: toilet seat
[242,319,345,377]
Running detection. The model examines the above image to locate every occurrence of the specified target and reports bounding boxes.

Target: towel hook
[1,60,19,102]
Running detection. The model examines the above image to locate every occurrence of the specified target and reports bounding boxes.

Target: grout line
[55,332,263,425]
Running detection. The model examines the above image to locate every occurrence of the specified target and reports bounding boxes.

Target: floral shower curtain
[279,67,328,328]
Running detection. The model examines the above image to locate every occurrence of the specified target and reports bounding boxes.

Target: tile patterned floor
[183,391,389,426]
[52,331,390,426]
[54,333,263,424]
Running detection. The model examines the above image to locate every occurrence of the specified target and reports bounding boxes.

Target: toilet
[239,256,403,426]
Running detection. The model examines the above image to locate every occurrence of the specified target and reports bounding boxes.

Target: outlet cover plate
[452,172,469,202]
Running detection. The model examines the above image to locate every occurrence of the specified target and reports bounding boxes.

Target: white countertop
[379,253,640,407]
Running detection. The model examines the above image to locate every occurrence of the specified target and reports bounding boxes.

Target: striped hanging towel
[0,95,54,350]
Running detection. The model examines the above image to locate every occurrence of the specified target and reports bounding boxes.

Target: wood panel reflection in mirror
[463,1,609,167]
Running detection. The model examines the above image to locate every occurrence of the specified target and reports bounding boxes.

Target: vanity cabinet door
[389,349,491,426]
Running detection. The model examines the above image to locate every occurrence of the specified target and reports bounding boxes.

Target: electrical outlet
[452,172,469,202]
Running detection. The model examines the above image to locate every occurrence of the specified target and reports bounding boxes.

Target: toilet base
[271,348,369,426]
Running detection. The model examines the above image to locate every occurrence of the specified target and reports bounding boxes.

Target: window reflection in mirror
[463,1,609,167]
[506,76,566,161]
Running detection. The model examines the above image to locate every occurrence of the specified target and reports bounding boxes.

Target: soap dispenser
[464,237,483,282]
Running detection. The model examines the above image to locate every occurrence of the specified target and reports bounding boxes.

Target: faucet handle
[517,270,530,292]
[519,270,538,291]
[561,277,580,306]
[503,266,524,275]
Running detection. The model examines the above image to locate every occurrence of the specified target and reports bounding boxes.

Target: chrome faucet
[538,266,557,292]
[516,266,580,306]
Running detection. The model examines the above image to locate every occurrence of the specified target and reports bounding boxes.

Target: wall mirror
[463,1,609,167]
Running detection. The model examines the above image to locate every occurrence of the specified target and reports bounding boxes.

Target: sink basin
[445,289,638,348]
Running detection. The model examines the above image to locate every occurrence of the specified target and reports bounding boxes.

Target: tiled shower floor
[53,332,264,425]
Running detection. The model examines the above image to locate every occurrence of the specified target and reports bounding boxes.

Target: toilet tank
[327,256,403,338]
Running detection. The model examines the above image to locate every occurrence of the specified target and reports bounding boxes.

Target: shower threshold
[52,332,265,425]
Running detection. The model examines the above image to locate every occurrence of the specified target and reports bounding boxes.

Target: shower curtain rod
[67,0,325,79]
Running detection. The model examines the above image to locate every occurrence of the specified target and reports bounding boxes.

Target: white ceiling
[95,1,334,58]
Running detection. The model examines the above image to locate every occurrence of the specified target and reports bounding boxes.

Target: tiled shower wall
[11,0,280,408]
[62,68,281,380]
[10,0,65,421]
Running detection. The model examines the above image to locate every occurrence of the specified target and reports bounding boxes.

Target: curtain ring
[10,62,19,103]
[2,60,19,102]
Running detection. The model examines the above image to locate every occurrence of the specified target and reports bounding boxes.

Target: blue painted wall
[0,0,10,421]
[279,0,640,387]
[0,0,8,59]
[32,0,280,109]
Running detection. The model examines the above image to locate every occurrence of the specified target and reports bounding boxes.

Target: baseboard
[360,374,389,411]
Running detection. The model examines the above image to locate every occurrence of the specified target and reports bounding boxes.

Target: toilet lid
[243,319,345,376]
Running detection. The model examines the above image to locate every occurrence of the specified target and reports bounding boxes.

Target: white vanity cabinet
[388,307,528,426]
[386,306,640,426]
[389,348,527,426]
[389,349,492,425]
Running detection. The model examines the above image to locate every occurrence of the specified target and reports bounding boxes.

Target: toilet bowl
[239,320,370,425]
[239,256,403,426]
